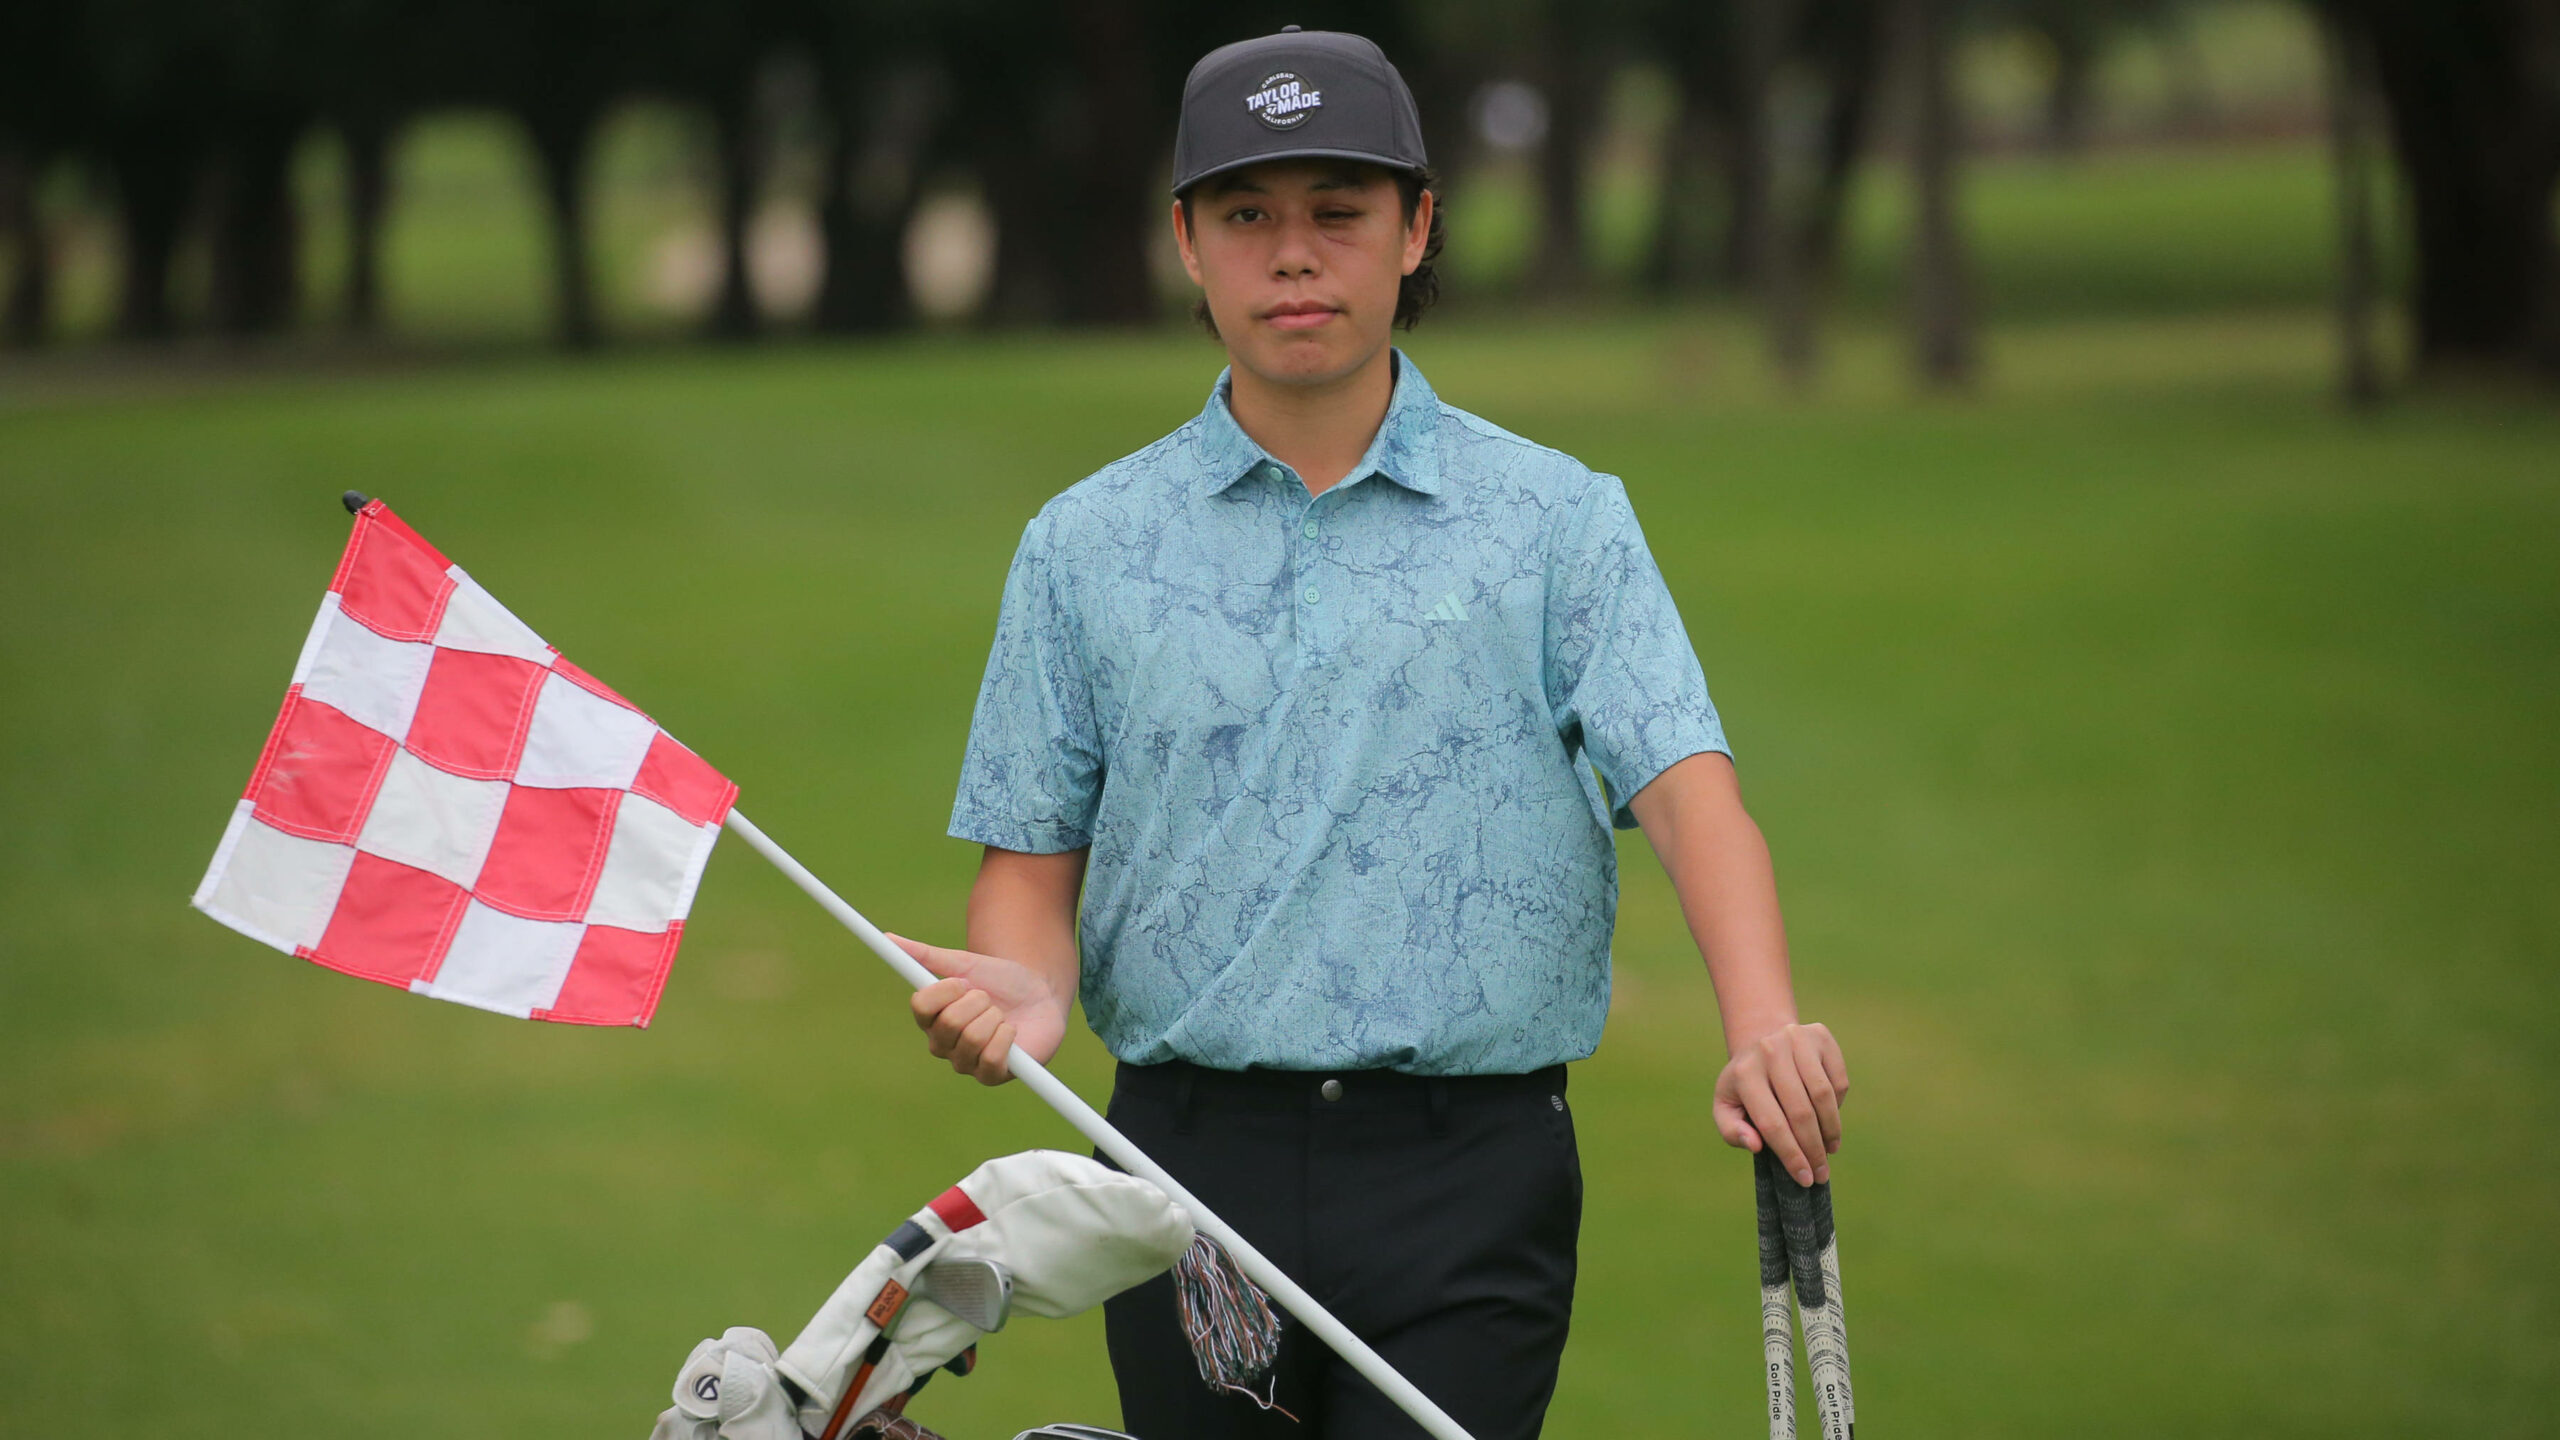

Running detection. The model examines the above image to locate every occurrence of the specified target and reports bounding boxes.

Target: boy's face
[1173,158,1432,390]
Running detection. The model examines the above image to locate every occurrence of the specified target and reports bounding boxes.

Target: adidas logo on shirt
[1427,591,1470,623]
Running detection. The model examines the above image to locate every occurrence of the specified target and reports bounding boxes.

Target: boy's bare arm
[1626,751,1849,1187]
[886,844,1087,1085]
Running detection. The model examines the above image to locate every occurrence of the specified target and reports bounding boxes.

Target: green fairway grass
[3,308,2555,1439]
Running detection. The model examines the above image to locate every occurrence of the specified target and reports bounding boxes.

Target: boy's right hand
[888,932,1070,1086]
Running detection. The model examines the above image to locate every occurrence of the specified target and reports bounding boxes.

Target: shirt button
[1303,585,1319,604]
[1303,520,1319,539]
[1320,1078,1343,1101]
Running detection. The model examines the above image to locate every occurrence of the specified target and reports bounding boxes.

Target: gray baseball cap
[1170,26,1429,196]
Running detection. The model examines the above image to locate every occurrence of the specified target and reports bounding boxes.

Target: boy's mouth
[1262,300,1339,331]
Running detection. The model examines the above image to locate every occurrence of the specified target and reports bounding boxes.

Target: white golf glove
[648,1327,800,1440]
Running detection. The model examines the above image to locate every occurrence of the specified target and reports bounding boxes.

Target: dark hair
[1177,164,1444,335]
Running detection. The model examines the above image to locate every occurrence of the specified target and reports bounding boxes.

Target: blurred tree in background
[1979,0,2192,153]
[2312,0,2560,373]
[0,0,2550,385]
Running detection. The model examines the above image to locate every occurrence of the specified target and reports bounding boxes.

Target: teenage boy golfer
[885,26,1848,1440]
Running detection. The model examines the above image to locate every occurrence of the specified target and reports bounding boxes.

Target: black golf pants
[1098,1059,1581,1440]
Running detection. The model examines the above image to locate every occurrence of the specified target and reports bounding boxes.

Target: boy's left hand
[1714,1021,1848,1187]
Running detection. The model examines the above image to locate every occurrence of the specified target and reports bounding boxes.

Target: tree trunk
[707,96,764,341]
[208,109,305,337]
[1529,24,1606,298]
[2321,10,2385,406]
[525,109,600,349]
[1642,91,1717,293]
[2158,15,2218,140]
[978,135,1059,325]
[342,119,392,334]
[1400,44,1484,218]
[2042,22,2097,154]
[810,14,939,334]
[814,184,913,333]
[1,140,50,347]
[1719,6,1769,293]
[108,131,195,340]
[1904,0,1975,388]
[1742,0,1815,386]
[1801,0,1883,285]
[1054,0,1159,325]
[812,99,916,334]
[2332,0,2560,377]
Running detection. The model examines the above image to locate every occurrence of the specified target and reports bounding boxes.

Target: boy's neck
[1224,343,1397,498]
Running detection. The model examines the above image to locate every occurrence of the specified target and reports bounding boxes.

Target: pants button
[1319,1078,1344,1101]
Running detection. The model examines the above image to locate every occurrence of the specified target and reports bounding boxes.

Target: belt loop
[1425,1076,1450,1138]
[1174,1065,1198,1135]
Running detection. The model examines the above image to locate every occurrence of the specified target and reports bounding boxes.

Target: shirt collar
[1191,346,1445,500]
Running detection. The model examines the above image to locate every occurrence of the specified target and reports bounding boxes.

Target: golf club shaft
[723,810,1481,1440]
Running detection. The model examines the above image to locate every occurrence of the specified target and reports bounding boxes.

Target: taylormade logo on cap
[1246,71,1322,129]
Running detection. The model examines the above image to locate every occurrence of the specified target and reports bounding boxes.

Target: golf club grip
[722,810,1483,1440]
[1766,1159,1855,1440]
[1809,1183,1855,1438]
[1756,1151,1797,1440]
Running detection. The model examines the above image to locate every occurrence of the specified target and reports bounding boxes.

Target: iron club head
[916,1258,1013,1333]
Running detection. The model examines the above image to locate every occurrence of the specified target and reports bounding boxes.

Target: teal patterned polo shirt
[947,348,1729,1075]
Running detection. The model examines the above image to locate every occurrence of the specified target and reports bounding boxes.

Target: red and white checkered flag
[187,509,1478,1440]
[192,498,736,1025]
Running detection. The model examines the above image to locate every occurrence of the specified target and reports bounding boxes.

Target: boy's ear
[1402,187,1433,276]
[1172,198,1204,286]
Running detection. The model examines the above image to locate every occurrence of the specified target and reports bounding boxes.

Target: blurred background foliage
[0,0,2551,385]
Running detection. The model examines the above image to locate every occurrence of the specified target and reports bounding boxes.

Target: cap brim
[1173,146,1428,196]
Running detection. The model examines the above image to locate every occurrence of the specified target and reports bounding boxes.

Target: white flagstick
[721,810,1481,1440]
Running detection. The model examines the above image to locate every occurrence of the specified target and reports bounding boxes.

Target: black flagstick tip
[341,490,370,515]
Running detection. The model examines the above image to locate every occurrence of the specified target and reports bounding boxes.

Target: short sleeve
[1543,473,1730,829]
[948,509,1105,852]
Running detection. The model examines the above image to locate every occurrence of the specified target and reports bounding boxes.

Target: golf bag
[653,1150,1196,1440]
